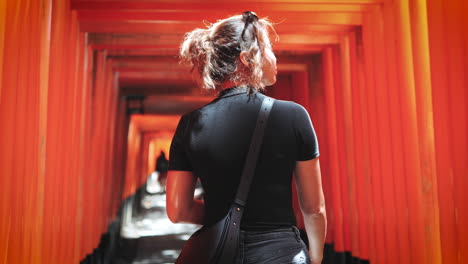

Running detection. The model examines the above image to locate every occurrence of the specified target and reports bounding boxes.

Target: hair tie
[241,11,259,41]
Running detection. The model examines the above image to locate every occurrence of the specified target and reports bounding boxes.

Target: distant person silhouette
[155,151,169,192]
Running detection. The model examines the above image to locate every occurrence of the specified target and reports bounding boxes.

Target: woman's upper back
[168,86,319,230]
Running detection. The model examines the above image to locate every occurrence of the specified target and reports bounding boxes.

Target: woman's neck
[221,80,245,89]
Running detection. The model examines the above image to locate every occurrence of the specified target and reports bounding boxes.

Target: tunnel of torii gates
[0,0,467,263]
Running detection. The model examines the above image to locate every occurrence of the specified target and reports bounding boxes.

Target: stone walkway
[111,190,200,264]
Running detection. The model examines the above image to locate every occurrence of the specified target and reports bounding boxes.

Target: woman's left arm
[166,170,205,225]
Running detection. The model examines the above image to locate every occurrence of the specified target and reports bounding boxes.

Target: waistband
[239,226,302,243]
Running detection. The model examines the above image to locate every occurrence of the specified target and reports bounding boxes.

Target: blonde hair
[179,12,277,93]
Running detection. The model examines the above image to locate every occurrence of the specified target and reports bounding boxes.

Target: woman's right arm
[294,157,327,264]
[166,170,205,225]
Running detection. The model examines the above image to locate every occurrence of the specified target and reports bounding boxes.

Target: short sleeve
[168,114,193,171]
[293,103,320,161]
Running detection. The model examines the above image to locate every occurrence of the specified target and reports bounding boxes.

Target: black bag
[175,97,275,264]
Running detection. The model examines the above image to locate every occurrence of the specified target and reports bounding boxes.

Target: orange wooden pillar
[307,55,335,247]
[0,0,13,260]
[425,0,458,262]
[42,1,90,262]
[393,1,428,261]
[339,33,364,260]
[75,33,93,261]
[382,3,415,264]
[77,43,96,259]
[332,44,354,260]
[344,29,369,262]
[308,55,334,247]
[388,0,441,263]
[76,46,122,257]
[110,96,130,217]
[440,0,468,262]
[291,71,309,109]
[123,115,144,199]
[36,0,52,261]
[363,17,385,264]
[365,6,405,264]
[427,0,468,263]
[349,28,374,262]
[0,0,100,262]
[322,47,345,255]
[0,0,5,100]
[0,0,53,262]
[1,0,26,261]
[0,0,124,261]
[408,0,442,262]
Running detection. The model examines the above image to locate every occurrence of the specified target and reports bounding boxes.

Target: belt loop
[239,229,245,244]
[293,226,301,242]
[238,229,245,263]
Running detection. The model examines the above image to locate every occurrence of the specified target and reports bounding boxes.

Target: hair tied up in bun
[180,12,277,91]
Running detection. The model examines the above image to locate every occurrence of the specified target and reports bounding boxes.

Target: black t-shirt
[168,86,319,230]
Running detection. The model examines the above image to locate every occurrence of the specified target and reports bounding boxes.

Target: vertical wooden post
[372,6,402,264]
[339,33,361,258]
[322,47,345,254]
[441,0,468,262]
[0,0,15,261]
[426,0,457,261]
[381,2,413,263]
[394,0,430,262]
[0,0,7,257]
[362,10,386,264]
[0,0,5,101]
[331,43,353,258]
[352,27,373,262]
[35,0,52,262]
[408,0,442,263]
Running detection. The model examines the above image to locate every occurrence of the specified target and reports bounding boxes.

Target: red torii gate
[0,0,466,263]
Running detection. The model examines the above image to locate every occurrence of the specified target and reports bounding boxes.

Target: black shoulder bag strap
[234,96,275,207]
[215,96,275,263]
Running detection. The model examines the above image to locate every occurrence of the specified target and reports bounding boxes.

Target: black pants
[234,226,311,264]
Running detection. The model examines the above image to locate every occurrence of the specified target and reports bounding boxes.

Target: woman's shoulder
[180,95,307,117]
[267,99,313,127]
[269,98,306,112]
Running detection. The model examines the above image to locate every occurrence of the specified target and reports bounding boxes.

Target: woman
[166,11,326,264]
